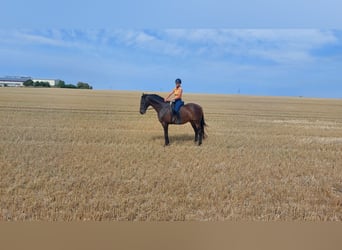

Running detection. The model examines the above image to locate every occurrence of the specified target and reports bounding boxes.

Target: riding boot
[172,110,180,124]
[172,112,181,124]
[176,112,181,124]
[172,111,177,124]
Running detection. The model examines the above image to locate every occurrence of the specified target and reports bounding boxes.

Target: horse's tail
[201,114,207,139]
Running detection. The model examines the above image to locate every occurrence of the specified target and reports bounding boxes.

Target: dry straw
[1,88,341,221]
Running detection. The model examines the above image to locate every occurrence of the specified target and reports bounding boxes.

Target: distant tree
[23,79,34,87]
[55,80,66,88]
[34,81,50,87]
[64,83,77,88]
[77,81,93,89]
[54,80,93,89]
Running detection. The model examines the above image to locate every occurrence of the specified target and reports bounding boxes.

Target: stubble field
[1,88,342,221]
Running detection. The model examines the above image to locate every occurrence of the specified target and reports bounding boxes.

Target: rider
[164,78,184,123]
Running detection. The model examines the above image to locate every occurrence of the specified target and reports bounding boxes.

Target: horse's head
[140,93,165,114]
[140,93,149,114]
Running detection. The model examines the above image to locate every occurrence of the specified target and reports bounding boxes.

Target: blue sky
[1,1,342,98]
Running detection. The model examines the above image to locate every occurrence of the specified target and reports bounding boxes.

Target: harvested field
[1,88,342,221]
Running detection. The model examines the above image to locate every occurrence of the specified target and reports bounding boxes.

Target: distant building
[32,78,61,87]
[0,76,61,87]
[0,76,31,87]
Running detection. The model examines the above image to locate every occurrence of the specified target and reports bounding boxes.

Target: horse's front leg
[162,123,170,146]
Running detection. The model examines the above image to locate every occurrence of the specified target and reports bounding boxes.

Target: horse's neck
[149,96,166,113]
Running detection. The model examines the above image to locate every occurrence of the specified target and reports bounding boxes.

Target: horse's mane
[145,94,165,103]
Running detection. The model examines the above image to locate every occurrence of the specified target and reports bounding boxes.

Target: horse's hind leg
[197,123,204,146]
[191,122,199,142]
[198,126,203,146]
[194,121,203,146]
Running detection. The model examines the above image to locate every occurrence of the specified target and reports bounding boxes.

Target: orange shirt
[173,87,182,99]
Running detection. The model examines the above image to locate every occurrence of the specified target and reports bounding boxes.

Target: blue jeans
[173,99,184,113]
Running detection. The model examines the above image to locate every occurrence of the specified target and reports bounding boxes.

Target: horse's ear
[142,92,144,96]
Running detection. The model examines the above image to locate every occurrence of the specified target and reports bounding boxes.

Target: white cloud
[162,29,339,63]
[2,29,337,64]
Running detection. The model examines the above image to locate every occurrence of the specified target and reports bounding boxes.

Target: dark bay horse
[140,94,206,146]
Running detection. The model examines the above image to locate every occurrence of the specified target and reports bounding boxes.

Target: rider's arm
[164,90,174,102]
